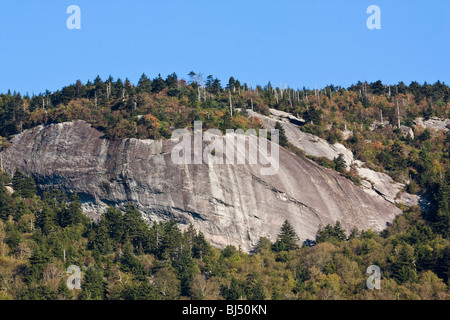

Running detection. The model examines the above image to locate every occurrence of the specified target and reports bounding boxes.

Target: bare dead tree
[229,91,233,117]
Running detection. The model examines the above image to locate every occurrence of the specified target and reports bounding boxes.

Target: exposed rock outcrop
[400,125,414,139]
[249,109,420,207]
[0,120,403,252]
[414,117,450,132]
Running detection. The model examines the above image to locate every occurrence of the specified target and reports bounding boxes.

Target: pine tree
[273,220,299,252]
[79,266,106,300]
[36,204,58,235]
[12,170,37,198]
[333,153,346,173]
[275,121,288,147]
[159,219,183,261]
[434,168,450,238]
[58,193,88,228]
[193,231,210,260]
[137,73,152,93]
[221,277,242,300]
[0,183,13,221]
[120,241,145,280]
[316,221,347,243]
[152,74,167,93]
[165,72,178,89]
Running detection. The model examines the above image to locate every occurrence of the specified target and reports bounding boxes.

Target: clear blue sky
[0,0,449,95]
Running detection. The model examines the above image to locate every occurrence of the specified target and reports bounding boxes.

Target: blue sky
[0,0,448,95]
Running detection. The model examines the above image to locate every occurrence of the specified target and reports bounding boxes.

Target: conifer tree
[333,153,346,173]
[275,121,288,147]
[137,73,152,93]
[273,220,299,252]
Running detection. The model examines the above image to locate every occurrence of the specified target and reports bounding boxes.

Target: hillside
[0,74,448,300]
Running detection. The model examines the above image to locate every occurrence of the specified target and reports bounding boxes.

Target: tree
[159,219,183,261]
[58,193,88,228]
[187,71,197,85]
[303,107,321,124]
[391,244,418,284]
[137,73,152,93]
[253,237,272,254]
[333,153,346,173]
[205,75,214,93]
[273,220,299,252]
[79,266,106,300]
[433,168,450,238]
[26,241,51,283]
[244,273,266,300]
[123,78,135,97]
[221,277,243,300]
[5,222,22,252]
[120,242,145,280]
[36,204,58,235]
[12,170,36,198]
[122,203,149,249]
[121,281,158,300]
[370,80,385,95]
[193,230,211,260]
[316,221,347,244]
[154,267,180,299]
[152,74,166,93]
[101,206,126,244]
[174,247,199,297]
[275,121,288,147]
[0,183,13,221]
[165,72,178,89]
[227,77,236,92]
[212,78,221,94]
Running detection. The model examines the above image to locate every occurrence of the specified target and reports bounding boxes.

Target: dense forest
[0,73,449,299]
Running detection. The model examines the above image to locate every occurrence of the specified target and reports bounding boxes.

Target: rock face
[0,120,403,252]
[414,117,450,132]
[400,125,414,139]
[249,109,420,207]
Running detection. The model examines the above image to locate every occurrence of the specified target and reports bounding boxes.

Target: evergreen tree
[159,219,183,261]
[36,204,58,235]
[120,241,145,280]
[245,273,266,300]
[391,244,418,284]
[174,247,198,297]
[26,242,51,283]
[79,266,106,300]
[5,221,22,251]
[165,72,178,89]
[12,170,37,198]
[152,74,167,93]
[273,220,299,252]
[0,183,13,221]
[58,193,88,228]
[434,168,450,238]
[193,231,210,260]
[227,77,236,91]
[333,153,346,173]
[275,121,288,147]
[137,73,152,93]
[316,221,347,243]
[221,277,243,300]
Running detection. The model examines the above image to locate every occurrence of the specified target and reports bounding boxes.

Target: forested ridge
[0,73,449,299]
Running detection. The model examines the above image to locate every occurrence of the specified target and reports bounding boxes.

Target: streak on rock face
[1,120,402,252]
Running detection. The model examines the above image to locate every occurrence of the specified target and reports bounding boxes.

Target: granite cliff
[249,109,420,207]
[0,120,403,251]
